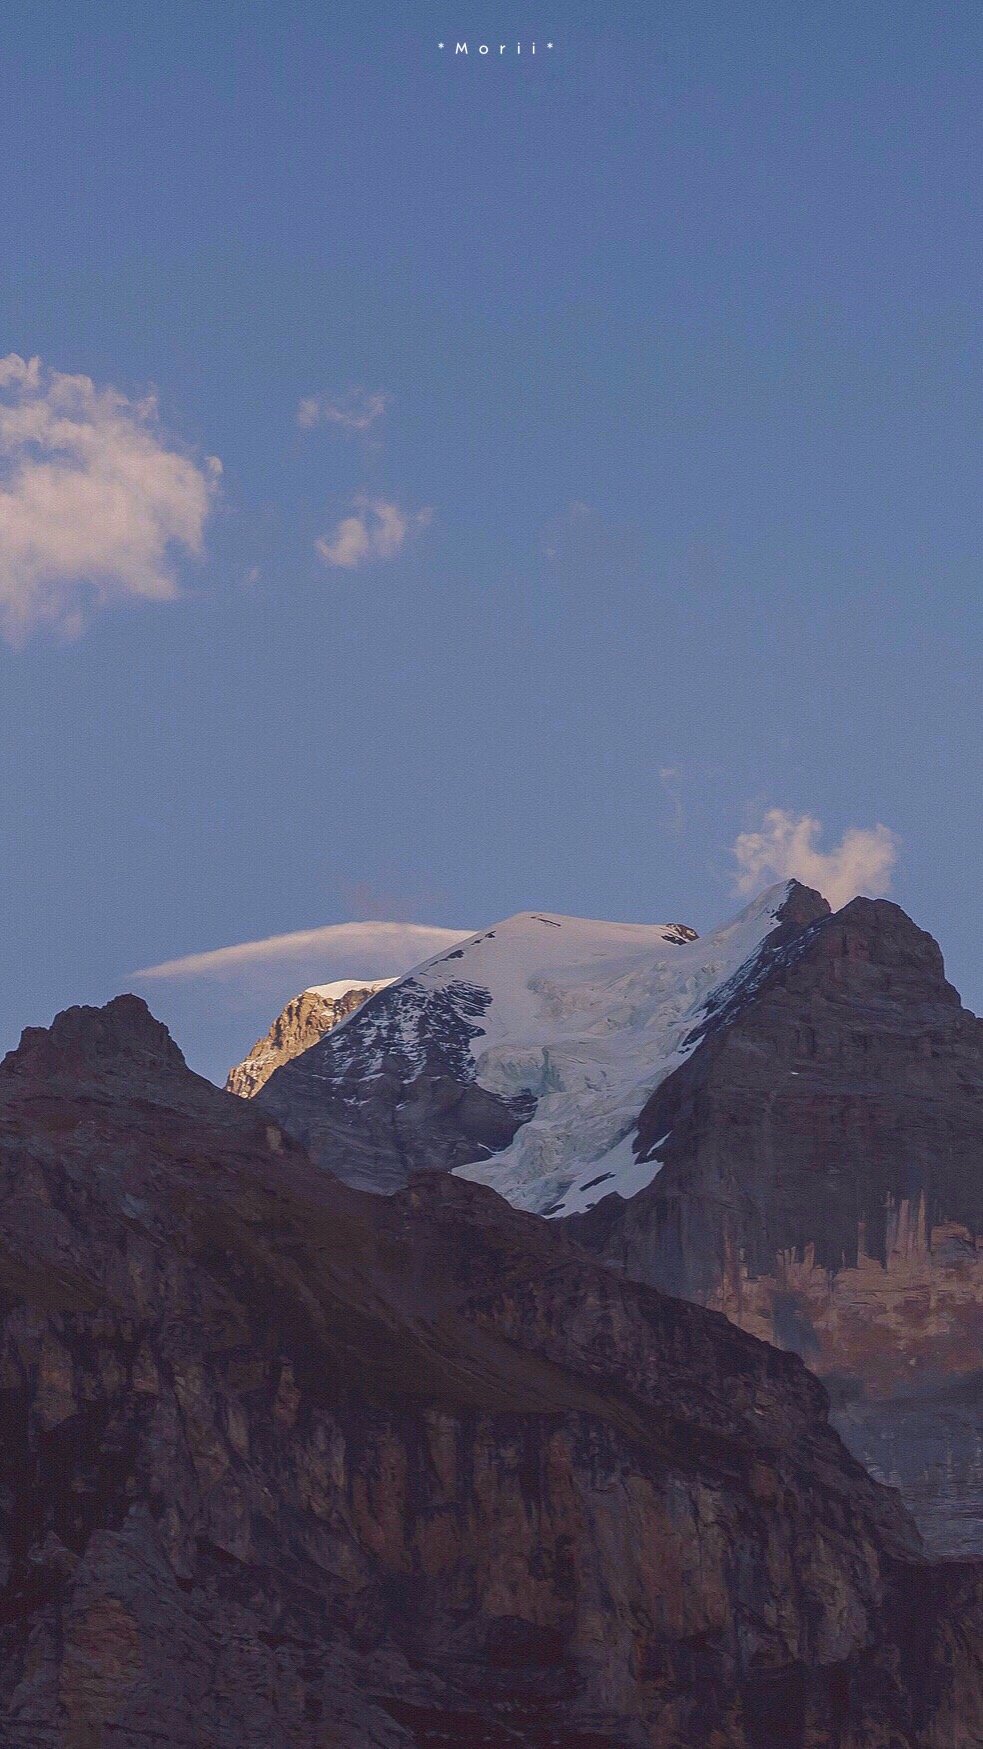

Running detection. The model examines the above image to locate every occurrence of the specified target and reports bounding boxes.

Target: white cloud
[0,353,219,644]
[316,496,432,570]
[133,921,472,986]
[732,808,899,910]
[297,388,391,433]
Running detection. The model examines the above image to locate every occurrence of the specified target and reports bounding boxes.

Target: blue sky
[0,0,980,1081]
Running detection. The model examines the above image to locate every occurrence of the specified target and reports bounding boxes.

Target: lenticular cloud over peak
[133,920,471,987]
[0,352,219,644]
[127,919,474,1085]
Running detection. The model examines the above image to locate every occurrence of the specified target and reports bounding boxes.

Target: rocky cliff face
[226,979,393,1098]
[0,996,979,1746]
[569,897,983,1558]
[255,887,983,1558]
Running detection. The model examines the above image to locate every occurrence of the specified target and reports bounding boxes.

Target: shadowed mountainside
[248,884,982,1557]
[0,996,979,1745]
[569,896,983,1557]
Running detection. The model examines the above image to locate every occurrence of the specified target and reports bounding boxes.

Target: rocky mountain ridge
[226,978,393,1097]
[254,884,983,1558]
[568,893,983,1558]
[0,995,980,1745]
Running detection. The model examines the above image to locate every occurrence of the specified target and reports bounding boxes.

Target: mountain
[0,995,979,1746]
[567,893,983,1558]
[257,884,983,1557]
[226,978,394,1097]
[257,883,821,1207]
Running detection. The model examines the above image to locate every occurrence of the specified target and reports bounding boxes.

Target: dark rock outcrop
[0,996,979,1744]
[569,897,983,1556]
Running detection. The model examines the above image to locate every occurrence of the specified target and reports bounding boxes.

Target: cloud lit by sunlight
[733,808,899,909]
[0,353,218,644]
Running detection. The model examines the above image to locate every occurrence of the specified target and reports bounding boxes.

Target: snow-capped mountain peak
[446,883,821,1215]
[257,881,830,1208]
[305,978,396,1003]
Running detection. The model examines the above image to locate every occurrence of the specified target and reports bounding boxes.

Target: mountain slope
[567,896,983,1557]
[258,881,827,1207]
[226,978,394,1097]
[0,996,979,1746]
[258,884,983,1558]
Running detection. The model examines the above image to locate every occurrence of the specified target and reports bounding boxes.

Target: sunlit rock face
[225,979,394,1098]
[0,996,980,1746]
[569,896,983,1557]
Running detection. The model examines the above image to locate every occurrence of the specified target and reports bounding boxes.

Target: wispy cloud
[133,921,472,986]
[128,920,474,1084]
[659,765,684,836]
[316,496,432,570]
[732,808,899,910]
[541,499,594,560]
[342,875,450,924]
[297,388,392,433]
[0,353,219,645]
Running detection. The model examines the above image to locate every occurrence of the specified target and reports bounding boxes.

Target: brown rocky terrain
[252,887,982,1558]
[226,981,391,1098]
[569,895,983,1558]
[0,995,980,1745]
